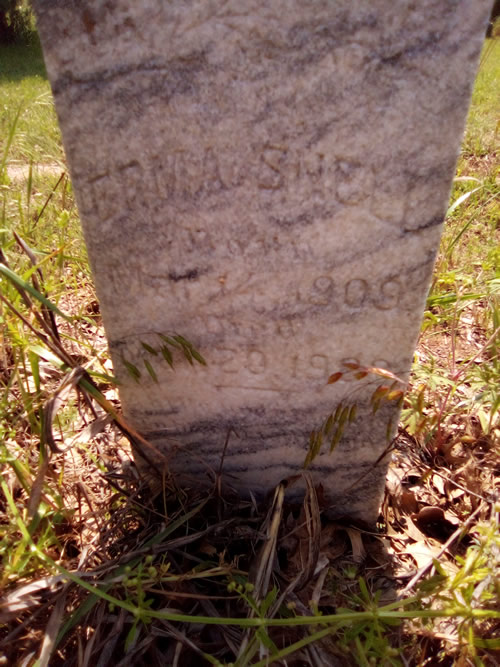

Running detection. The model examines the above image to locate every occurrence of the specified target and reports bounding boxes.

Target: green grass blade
[0,263,71,320]
[446,186,482,217]
[0,104,23,180]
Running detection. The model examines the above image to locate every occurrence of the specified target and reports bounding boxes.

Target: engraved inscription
[308,276,335,306]
[78,144,377,223]
[344,279,368,308]
[211,350,395,390]
[79,3,149,45]
[216,348,240,374]
[102,254,404,316]
[308,354,329,378]
[213,347,268,375]
[248,349,267,374]
[196,315,302,342]
[302,275,402,312]
[112,332,394,392]
[336,160,374,205]
[374,278,401,310]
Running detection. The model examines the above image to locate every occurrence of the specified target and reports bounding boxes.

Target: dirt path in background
[6,163,64,182]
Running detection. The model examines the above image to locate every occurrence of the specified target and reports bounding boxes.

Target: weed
[0,34,499,667]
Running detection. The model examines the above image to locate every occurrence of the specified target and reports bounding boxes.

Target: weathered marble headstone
[33,0,491,523]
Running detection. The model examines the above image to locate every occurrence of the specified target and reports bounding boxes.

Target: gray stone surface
[33,0,491,523]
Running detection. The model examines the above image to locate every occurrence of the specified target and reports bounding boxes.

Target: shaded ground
[0,350,498,665]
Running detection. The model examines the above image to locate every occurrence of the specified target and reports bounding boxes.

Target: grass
[461,39,500,157]
[411,39,500,448]
[0,37,499,666]
[0,40,62,165]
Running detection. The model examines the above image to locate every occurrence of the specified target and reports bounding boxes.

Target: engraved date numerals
[214,348,267,375]
[303,275,403,311]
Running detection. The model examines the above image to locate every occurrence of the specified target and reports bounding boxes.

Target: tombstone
[33,0,491,523]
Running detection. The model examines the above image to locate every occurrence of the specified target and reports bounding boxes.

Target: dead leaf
[27,455,50,520]
[38,589,68,667]
[43,366,86,452]
[322,533,349,561]
[198,540,217,556]
[66,414,112,448]
[402,517,428,543]
[448,487,465,501]
[414,506,459,542]
[250,483,285,601]
[432,473,446,496]
[0,575,66,623]
[400,489,419,514]
[319,522,337,548]
[281,475,321,590]
[405,541,443,569]
[345,527,366,563]
[367,538,392,568]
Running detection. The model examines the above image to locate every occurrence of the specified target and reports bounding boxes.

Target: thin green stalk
[251,626,337,667]
[0,105,23,178]
[3,481,499,631]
